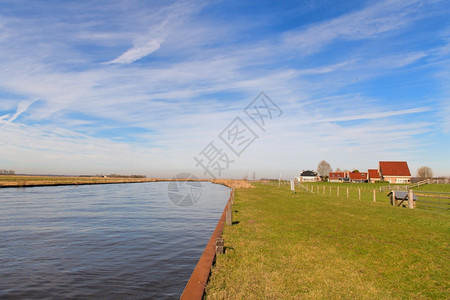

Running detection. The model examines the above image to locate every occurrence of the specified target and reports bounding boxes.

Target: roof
[349,171,367,180]
[368,169,380,179]
[329,172,345,179]
[300,170,317,177]
[379,161,411,177]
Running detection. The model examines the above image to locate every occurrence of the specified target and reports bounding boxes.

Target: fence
[378,179,433,192]
[414,191,450,211]
[297,183,385,203]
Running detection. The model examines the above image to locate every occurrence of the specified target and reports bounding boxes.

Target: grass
[205,184,450,299]
[414,184,450,193]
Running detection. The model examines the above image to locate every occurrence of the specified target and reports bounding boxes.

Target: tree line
[0,170,15,175]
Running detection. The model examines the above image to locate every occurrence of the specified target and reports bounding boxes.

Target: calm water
[0,182,230,299]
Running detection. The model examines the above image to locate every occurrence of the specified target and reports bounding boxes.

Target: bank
[205,183,449,298]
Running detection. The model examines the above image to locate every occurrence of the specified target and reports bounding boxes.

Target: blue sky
[0,0,449,178]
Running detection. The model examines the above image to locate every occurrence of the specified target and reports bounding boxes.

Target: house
[378,161,411,184]
[368,169,380,183]
[299,170,321,182]
[349,171,368,183]
[328,172,346,182]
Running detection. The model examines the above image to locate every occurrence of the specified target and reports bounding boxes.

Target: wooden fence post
[347,187,349,198]
[226,203,232,225]
[358,188,361,200]
[337,186,340,196]
[330,187,332,195]
[373,189,376,202]
[408,189,414,209]
[391,190,396,206]
[216,238,224,255]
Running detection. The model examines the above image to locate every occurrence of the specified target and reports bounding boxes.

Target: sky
[0,0,449,179]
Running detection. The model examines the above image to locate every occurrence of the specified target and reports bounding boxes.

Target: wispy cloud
[0,99,36,123]
[313,107,431,123]
[283,0,441,55]
[106,39,163,64]
[7,99,36,123]
[0,0,448,177]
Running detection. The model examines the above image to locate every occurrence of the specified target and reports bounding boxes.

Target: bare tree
[317,160,332,180]
[417,166,433,179]
[335,167,342,172]
[252,171,256,181]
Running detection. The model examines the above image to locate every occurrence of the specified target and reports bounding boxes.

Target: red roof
[329,172,345,179]
[349,172,367,180]
[368,169,380,179]
[379,161,411,176]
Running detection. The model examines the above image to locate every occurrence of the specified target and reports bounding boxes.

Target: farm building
[328,171,368,183]
[298,170,321,182]
[348,171,368,183]
[329,172,346,182]
[378,161,411,184]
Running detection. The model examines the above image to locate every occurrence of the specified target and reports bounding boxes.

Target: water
[0,182,230,299]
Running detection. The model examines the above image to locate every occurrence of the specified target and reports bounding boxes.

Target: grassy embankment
[205,183,449,299]
[0,175,156,187]
[0,175,254,189]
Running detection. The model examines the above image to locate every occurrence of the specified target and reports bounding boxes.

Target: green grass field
[205,184,449,299]
[414,184,450,193]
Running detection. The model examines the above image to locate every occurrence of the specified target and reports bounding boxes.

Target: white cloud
[312,107,431,123]
[106,39,163,64]
[0,0,448,176]
[6,99,36,123]
[283,0,437,55]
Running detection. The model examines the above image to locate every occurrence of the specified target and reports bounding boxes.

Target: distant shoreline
[0,175,252,189]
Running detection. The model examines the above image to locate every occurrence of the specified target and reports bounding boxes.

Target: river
[0,181,230,299]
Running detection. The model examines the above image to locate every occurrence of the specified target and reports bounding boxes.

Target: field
[205,183,449,299]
